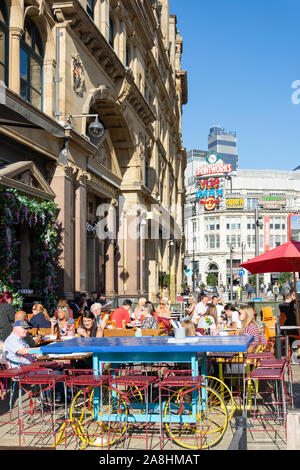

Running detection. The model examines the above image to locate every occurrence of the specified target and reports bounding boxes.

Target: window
[109,16,115,48]
[205,234,220,249]
[247,198,258,210]
[0,2,8,85]
[20,19,44,110]
[87,0,95,20]
[226,217,241,230]
[206,217,220,231]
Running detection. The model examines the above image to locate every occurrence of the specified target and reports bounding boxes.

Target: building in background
[0,0,187,304]
[208,126,238,171]
[185,163,300,289]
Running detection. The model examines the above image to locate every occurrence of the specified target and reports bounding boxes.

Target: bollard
[228,415,248,450]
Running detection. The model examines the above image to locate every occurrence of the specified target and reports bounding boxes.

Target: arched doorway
[207,263,219,287]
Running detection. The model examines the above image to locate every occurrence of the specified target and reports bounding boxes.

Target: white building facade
[184,167,300,289]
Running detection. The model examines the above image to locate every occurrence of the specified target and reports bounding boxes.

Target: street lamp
[230,243,234,302]
[191,200,197,292]
[255,208,263,298]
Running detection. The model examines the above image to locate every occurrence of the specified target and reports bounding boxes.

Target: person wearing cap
[3,320,37,367]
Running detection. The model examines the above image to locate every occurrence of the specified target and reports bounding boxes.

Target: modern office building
[184,164,300,289]
[208,126,238,171]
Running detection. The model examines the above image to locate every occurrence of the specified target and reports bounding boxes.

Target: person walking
[281,280,291,301]
[246,283,253,300]
[273,282,280,301]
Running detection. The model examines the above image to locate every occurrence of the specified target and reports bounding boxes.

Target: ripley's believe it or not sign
[195,152,232,211]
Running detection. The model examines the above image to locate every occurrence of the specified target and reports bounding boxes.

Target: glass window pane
[31,87,41,109]
[30,56,41,92]
[20,47,28,80]
[0,29,5,65]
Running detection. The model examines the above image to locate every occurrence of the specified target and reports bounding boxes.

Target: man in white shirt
[210,296,224,320]
[192,295,209,326]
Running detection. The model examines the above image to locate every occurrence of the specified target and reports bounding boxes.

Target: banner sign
[226,198,244,209]
[264,215,270,251]
[259,196,286,209]
[196,162,232,177]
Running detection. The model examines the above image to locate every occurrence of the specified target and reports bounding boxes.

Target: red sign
[196,162,232,177]
[264,215,270,251]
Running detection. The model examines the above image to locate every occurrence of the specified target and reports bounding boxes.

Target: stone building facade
[0,0,187,303]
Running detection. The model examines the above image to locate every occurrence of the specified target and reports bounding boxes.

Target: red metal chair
[17,368,66,447]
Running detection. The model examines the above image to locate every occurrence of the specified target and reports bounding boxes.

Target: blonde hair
[57,306,70,321]
[181,320,196,337]
[57,298,70,309]
[33,303,50,321]
[205,305,219,325]
[137,296,147,308]
[239,306,261,334]
[188,295,195,304]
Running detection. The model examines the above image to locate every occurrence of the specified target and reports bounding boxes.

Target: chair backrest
[103,329,135,337]
[263,319,277,340]
[141,328,166,337]
[262,306,274,322]
[28,328,52,336]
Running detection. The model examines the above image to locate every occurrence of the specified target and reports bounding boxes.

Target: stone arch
[23,2,56,62]
[83,85,135,178]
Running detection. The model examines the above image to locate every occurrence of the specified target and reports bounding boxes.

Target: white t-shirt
[192,302,207,325]
[230,311,241,329]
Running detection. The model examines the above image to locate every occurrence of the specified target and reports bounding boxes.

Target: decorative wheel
[69,385,128,447]
[205,376,234,422]
[164,385,228,449]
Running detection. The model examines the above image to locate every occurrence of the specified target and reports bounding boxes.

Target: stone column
[74,170,88,293]
[105,201,117,297]
[50,164,74,298]
[125,212,140,296]
[9,26,23,93]
[99,0,110,41]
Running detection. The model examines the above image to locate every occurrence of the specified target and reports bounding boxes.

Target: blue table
[36,335,253,420]
[34,335,254,449]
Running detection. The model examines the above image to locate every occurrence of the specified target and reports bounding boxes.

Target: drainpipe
[54,27,63,121]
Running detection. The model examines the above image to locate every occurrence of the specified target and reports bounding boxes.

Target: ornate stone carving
[72,54,85,96]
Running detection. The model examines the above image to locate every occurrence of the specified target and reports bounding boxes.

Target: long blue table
[35,335,253,424]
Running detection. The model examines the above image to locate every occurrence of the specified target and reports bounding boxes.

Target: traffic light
[255,209,263,228]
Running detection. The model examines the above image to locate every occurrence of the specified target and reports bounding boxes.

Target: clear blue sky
[170,0,300,171]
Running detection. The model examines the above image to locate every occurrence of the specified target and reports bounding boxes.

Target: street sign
[238,269,245,276]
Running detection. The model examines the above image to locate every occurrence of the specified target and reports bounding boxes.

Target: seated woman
[239,305,267,348]
[223,304,241,330]
[77,311,103,338]
[50,306,75,337]
[183,295,196,320]
[198,304,220,334]
[53,298,74,319]
[133,296,147,321]
[30,303,51,328]
[155,297,171,319]
[180,319,203,336]
[141,303,159,329]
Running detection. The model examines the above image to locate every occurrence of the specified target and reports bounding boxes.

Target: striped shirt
[242,323,267,344]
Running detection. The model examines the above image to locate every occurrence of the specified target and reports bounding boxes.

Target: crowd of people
[0,291,176,370]
[182,293,268,347]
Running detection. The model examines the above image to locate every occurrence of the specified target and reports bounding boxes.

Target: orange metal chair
[262,307,274,322]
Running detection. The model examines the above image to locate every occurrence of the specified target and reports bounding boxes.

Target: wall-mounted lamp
[66,114,105,139]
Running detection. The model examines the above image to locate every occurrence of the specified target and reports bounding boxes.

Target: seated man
[3,320,38,367]
[2,310,41,347]
[110,300,135,328]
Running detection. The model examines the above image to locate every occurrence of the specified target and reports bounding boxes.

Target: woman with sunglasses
[155,297,171,319]
[30,303,51,328]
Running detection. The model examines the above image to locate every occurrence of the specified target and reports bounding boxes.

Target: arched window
[20,19,44,110]
[87,0,95,20]
[0,2,9,85]
[109,16,114,48]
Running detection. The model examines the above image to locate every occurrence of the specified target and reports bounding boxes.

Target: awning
[0,83,65,138]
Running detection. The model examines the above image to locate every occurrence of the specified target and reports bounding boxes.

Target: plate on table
[39,334,56,341]
[61,336,75,340]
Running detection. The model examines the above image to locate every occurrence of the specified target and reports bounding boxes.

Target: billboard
[289,214,300,242]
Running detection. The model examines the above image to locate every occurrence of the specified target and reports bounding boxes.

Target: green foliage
[206,273,218,287]
[162,274,171,287]
[278,272,292,285]
[0,188,60,311]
